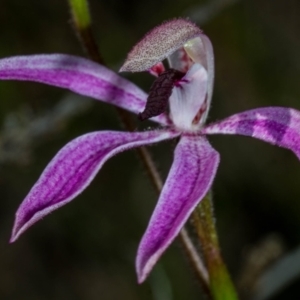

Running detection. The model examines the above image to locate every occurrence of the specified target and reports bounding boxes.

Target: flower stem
[192,192,239,300]
[66,0,210,294]
[68,0,104,64]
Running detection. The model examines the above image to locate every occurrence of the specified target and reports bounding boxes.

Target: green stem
[68,0,90,29]
[68,0,104,63]
[193,192,239,300]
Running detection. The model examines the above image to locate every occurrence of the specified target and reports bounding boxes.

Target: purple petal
[202,107,300,159]
[0,54,168,125]
[136,134,220,283]
[11,129,179,243]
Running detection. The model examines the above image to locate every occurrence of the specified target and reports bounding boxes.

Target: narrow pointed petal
[11,129,179,243]
[136,135,220,283]
[202,107,300,159]
[0,54,168,124]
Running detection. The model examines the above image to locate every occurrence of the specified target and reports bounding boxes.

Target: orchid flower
[2,19,300,283]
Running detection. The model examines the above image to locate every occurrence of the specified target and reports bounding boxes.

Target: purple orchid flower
[1,19,300,283]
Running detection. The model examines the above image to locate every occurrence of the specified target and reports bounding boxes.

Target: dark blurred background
[1,0,300,299]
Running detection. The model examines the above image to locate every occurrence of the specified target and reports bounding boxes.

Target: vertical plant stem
[192,192,239,300]
[68,0,104,63]
[67,0,210,295]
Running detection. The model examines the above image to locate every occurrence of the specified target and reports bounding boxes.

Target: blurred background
[1,0,300,299]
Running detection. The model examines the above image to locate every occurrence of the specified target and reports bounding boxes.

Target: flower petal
[167,47,194,73]
[184,34,214,115]
[167,31,214,122]
[0,54,168,125]
[136,134,220,283]
[169,63,208,131]
[10,129,179,243]
[202,107,300,159]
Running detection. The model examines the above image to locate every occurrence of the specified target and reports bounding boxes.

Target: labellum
[139,68,185,121]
